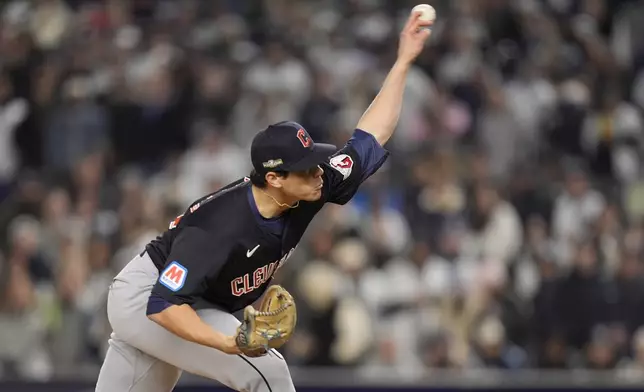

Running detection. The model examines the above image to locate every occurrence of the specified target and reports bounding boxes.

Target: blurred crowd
[1,0,644,382]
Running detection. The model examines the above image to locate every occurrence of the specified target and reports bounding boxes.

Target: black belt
[139,249,147,257]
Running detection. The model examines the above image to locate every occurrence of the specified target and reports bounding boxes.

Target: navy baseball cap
[251,121,337,173]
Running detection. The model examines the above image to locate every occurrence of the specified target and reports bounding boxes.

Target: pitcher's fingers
[418,27,432,40]
[411,16,434,34]
[412,20,434,35]
[404,11,422,33]
[419,19,434,28]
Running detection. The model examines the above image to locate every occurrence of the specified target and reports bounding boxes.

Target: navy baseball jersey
[145,129,388,315]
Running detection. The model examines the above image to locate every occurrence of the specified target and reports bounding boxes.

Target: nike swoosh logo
[246,245,260,258]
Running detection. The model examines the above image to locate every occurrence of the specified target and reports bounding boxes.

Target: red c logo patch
[297,129,312,148]
[329,154,354,180]
[334,156,353,169]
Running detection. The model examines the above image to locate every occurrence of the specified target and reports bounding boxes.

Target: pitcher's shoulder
[183,178,252,228]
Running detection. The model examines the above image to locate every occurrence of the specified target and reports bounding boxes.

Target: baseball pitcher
[95,11,432,392]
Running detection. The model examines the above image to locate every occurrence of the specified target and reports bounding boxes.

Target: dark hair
[249,169,289,188]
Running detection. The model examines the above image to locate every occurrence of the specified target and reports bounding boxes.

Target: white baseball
[411,4,436,22]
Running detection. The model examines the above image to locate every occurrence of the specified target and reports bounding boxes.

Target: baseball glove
[235,285,297,357]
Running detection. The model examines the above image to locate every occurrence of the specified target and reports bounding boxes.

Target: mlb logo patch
[160,261,188,292]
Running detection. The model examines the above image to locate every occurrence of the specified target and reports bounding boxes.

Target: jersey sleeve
[149,225,233,307]
[323,129,390,205]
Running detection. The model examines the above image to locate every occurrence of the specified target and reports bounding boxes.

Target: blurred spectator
[177,120,249,206]
[0,70,28,198]
[468,316,527,369]
[531,255,563,351]
[537,334,572,369]
[299,70,341,144]
[581,87,643,183]
[551,164,605,266]
[404,150,467,249]
[461,180,523,267]
[477,75,528,182]
[0,257,53,380]
[419,332,456,369]
[555,242,612,350]
[547,79,591,158]
[360,190,411,259]
[610,250,644,337]
[619,326,644,379]
[289,258,339,366]
[42,75,109,176]
[585,326,620,370]
[6,215,51,283]
[238,40,311,146]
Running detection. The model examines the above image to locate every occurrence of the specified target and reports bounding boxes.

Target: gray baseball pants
[95,252,296,392]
